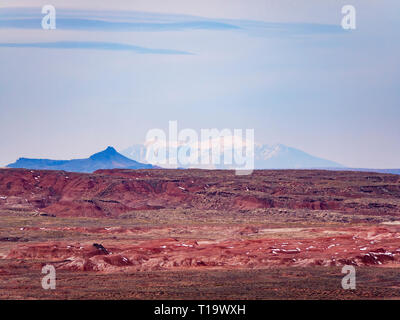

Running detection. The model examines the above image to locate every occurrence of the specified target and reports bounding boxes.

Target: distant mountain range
[122,142,400,175]
[6,144,399,175]
[121,142,344,169]
[7,146,154,173]
[253,144,343,169]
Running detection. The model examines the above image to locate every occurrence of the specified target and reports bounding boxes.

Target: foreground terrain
[0,168,400,299]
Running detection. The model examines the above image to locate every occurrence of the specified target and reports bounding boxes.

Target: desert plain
[0,168,400,299]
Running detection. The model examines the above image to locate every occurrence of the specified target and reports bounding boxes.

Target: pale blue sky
[0,0,399,168]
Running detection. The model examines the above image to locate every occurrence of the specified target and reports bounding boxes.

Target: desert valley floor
[0,168,400,299]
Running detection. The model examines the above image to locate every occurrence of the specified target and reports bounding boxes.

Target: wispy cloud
[0,7,345,36]
[0,41,193,54]
[0,7,240,31]
[0,19,240,31]
[232,20,344,37]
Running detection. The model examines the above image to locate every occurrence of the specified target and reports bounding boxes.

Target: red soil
[5,225,400,273]
[1,168,400,275]
[0,168,399,218]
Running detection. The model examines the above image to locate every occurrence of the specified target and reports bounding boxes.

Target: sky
[0,0,399,168]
